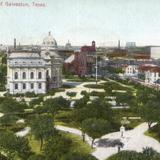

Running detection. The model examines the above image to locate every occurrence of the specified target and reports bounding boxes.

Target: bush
[84,84,104,89]
[25,92,37,97]
[66,92,77,98]
[47,88,65,95]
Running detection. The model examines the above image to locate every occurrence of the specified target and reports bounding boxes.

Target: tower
[14,38,16,50]
[92,41,96,48]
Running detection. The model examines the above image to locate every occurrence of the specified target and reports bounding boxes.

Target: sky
[0,0,160,46]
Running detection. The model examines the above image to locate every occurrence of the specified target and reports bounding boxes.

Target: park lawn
[62,132,94,154]
[27,132,93,156]
[84,84,104,89]
[27,135,41,154]
[144,124,160,142]
[66,77,97,82]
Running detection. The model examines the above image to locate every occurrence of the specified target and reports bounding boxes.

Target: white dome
[42,32,57,48]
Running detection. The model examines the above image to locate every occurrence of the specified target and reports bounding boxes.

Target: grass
[27,135,41,154]
[55,121,80,129]
[113,109,143,130]
[62,132,93,154]
[84,84,104,89]
[66,77,97,82]
[27,131,93,156]
[144,124,160,142]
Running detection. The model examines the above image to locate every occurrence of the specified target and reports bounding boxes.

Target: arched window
[30,83,34,89]
[23,83,26,89]
[38,83,42,89]
[22,72,26,79]
[30,72,34,79]
[15,83,18,89]
[14,72,18,79]
[38,72,42,79]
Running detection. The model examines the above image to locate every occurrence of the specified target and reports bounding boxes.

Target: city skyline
[1,0,160,46]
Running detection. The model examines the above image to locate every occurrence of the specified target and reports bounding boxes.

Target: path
[56,123,160,160]
[44,80,105,100]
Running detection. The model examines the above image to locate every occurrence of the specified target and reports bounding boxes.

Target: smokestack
[14,38,16,50]
[118,40,121,49]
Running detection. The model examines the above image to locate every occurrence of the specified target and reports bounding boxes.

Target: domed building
[7,32,63,94]
[41,31,57,50]
[41,32,63,90]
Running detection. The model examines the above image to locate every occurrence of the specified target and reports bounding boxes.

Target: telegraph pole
[95,51,98,84]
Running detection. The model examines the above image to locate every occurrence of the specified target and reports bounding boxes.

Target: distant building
[126,42,136,48]
[123,64,138,77]
[143,46,160,59]
[58,40,74,60]
[7,32,63,94]
[139,64,160,84]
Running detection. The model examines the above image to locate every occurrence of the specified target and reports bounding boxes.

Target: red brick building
[64,41,96,76]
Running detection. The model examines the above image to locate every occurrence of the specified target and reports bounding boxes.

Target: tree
[0,97,27,113]
[28,154,45,160]
[43,134,73,160]
[107,147,160,160]
[74,96,89,109]
[66,92,77,99]
[82,118,110,148]
[30,114,54,150]
[42,97,70,119]
[74,99,114,142]
[0,114,18,127]
[142,147,160,160]
[136,87,160,129]
[0,130,31,160]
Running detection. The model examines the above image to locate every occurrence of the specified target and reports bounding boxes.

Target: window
[23,83,26,89]
[30,72,34,79]
[46,70,49,76]
[15,83,18,90]
[22,72,26,79]
[30,83,34,89]
[14,72,18,79]
[38,83,42,89]
[38,72,42,79]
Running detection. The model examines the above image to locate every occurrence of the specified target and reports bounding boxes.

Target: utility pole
[95,51,98,84]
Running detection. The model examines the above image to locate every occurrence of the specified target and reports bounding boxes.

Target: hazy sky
[0,0,160,46]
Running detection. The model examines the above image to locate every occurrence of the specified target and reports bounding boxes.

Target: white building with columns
[7,32,63,94]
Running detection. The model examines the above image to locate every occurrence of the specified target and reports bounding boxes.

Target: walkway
[44,80,105,100]
[56,123,160,160]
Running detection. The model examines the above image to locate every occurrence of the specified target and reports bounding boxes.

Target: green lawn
[144,124,160,142]
[84,84,104,89]
[27,131,93,156]
[63,132,93,154]
[27,135,41,154]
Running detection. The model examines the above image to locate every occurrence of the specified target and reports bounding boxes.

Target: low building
[139,64,160,84]
[123,64,138,77]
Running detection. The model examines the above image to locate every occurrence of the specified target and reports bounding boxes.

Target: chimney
[14,38,16,49]
[118,40,120,49]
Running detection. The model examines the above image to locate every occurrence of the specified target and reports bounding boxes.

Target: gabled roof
[139,64,160,72]
[65,54,75,63]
